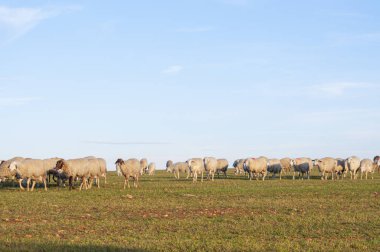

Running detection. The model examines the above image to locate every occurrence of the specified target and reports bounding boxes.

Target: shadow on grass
[0,242,148,252]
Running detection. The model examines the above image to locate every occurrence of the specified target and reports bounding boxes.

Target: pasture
[0,170,379,251]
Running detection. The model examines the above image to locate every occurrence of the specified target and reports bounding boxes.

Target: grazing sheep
[140,158,148,175]
[335,158,347,179]
[166,160,173,170]
[8,159,48,191]
[147,162,156,176]
[187,158,205,182]
[360,159,375,180]
[280,158,292,175]
[233,159,246,175]
[267,159,282,179]
[244,157,267,180]
[115,158,141,189]
[166,162,190,179]
[0,157,24,183]
[291,158,313,180]
[203,157,218,181]
[55,158,92,191]
[314,157,337,180]
[345,156,361,180]
[216,159,228,178]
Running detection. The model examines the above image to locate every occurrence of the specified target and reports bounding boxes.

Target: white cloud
[0,97,40,107]
[0,5,82,42]
[175,26,214,33]
[309,82,373,97]
[161,65,184,75]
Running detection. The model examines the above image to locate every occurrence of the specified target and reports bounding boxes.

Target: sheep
[8,158,48,191]
[166,162,190,179]
[115,158,140,189]
[140,158,148,175]
[46,168,68,187]
[0,157,24,183]
[85,157,107,189]
[55,158,93,191]
[345,156,361,180]
[267,159,282,179]
[216,159,228,178]
[374,156,379,173]
[335,158,347,179]
[290,158,313,180]
[360,159,376,180]
[314,157,337,180]
[233,159,246,175]
[147,162,156,176]
[244,157,267,180]
[96,158,107,185]
[187,158,205,182]
[166,160,173,170]
[280,158,292,175]
[203,157,218,181]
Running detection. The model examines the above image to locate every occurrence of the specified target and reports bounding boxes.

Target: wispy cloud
[308,82,373,97]
[161,65,183,75]
[0,96,40,107]
[0,5,82,43]
[175,26,214,33]
[83,140,172,145]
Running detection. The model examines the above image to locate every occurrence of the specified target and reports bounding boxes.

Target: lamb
[147,162,156,176]
[8,159,48,191]
[203,157,218,181]
[267,159,282,179]
[166,162,190,179]
[345,156,361,180]
[216,159,228,178]
[55,158,93,190]
[360,159,375,180]
[187,158,205,182]
[291,158,313,180]
[244,157,267,180]
[314,157,337,180]
[115,158,141,189]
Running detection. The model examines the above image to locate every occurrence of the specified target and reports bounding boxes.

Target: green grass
[0,170,379,251]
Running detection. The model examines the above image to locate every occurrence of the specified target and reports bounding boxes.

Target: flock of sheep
[165,156,380,182]
[0,155,378,191]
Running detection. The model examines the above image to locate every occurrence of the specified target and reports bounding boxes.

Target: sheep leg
[19,179,25,191]
[193,172,197,183]
[31,180,36,191]
[293,171,295,180]
[97,177,100,188]
[366,172,368,180]
[43,178,47,191]
[123,177,127,190]
[27,178,31,192]
[201,171,204,182]
[177,171,180,179]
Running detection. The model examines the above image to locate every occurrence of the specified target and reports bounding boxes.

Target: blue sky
[1,0,379,169]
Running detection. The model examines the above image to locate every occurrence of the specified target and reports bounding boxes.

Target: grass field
[0,170,379,251]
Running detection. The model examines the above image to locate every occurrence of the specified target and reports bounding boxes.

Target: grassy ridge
[0,170,379,251]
